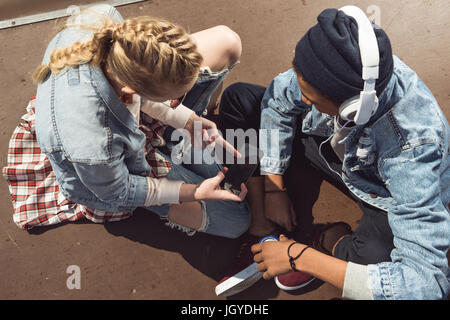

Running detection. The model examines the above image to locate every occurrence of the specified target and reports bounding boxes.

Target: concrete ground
[0,0,448,300]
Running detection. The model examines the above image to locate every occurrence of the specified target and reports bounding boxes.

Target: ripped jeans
[144,64,251,239]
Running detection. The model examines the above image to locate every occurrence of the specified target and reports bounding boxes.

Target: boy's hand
[251,234,300,280]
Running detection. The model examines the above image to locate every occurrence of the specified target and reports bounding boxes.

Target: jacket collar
[370,73,398,125]
[89,63,139,132]
[342,73,399,143]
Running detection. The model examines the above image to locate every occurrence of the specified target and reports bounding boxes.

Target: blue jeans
[144,63,251,239]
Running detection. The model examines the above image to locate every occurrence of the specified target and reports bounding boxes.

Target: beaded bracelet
[287,242,311,272]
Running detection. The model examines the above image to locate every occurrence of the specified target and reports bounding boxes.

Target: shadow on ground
[106,160,348,299]
[102,207,286,299]
[26,139,352,300]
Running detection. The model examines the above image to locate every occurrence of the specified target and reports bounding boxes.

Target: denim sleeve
[259,69,306,175]
[370,143,450,299]
[72,157,149,210]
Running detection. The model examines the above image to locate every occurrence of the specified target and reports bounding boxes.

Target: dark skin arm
[251,234,347,291]
[264,174,297,231]
[252,69,349,290]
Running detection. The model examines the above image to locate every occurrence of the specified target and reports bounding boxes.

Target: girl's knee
[214,25,242,68]
[223,218,251,239]
[208,205,251,239]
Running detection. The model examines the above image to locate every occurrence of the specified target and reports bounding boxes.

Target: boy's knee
[334,235,393,265]
[359,238,393,264]
[221,82,249,104]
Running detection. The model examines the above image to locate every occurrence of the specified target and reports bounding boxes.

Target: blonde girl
[3,4,250,238]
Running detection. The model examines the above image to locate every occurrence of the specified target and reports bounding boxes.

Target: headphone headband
[338,5,380,125]
[340,5,380,80]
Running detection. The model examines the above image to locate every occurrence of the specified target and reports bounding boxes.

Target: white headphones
[338,5,380,125]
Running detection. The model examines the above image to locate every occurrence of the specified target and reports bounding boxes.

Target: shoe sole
[215,262,262,297]
[215,236,279,297]
[274,275,316,291]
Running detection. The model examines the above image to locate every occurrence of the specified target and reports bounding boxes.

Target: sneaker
[215,234,278,297]
[274,222,352,292]
[275,271,316,291]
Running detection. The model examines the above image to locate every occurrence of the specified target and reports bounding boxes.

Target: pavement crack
[0,217,21,252]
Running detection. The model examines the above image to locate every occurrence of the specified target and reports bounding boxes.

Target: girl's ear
[121,85,136,95]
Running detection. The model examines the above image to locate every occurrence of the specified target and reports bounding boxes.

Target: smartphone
[218,143,262,195]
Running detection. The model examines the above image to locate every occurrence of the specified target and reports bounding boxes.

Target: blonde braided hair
[33,14,203,98]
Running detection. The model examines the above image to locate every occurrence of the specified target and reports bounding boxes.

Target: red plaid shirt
[2,96,172,230]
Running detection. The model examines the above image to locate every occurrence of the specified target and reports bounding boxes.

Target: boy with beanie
[218,7,449,299]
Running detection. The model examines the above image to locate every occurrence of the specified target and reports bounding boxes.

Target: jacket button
[370,193,378,199]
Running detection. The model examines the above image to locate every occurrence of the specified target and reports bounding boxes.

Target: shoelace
[164,220,197,236]
[236,236,258,261]
[237,241,249,259]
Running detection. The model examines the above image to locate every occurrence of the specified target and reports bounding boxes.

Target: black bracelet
[287,242,311,272]
[264,188,287,194]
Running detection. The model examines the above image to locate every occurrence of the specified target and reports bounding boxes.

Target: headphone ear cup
[339,96,360,122]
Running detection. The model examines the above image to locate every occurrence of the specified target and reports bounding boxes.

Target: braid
[32,21,116,83]
[115,17,202,78]
[153,22,203,84]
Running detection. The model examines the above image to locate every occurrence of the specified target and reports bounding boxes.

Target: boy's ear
[121,85,136,95]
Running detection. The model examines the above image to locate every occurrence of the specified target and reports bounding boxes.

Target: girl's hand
[194,167,247,202]
[184,114,241,158]
[251,234,302,280]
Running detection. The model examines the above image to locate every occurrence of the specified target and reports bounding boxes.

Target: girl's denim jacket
[259,56,450,299]
[35,22,151,213]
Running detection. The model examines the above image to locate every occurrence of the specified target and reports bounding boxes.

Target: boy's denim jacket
[259,56,450,299]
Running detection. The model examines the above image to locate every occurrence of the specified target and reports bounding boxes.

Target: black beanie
[294,8,394,102]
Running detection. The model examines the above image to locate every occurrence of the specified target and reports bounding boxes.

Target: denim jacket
[259,56,450,299]
[34,7,151,212]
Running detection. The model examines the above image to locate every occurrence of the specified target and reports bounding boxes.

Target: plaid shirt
[2,96,171,230]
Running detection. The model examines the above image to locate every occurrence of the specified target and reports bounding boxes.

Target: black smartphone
[218,143,262,195]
